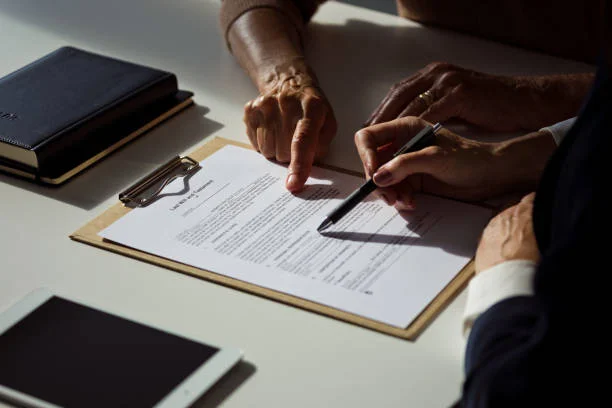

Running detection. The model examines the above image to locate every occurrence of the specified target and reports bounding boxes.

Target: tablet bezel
[0,288,243,408]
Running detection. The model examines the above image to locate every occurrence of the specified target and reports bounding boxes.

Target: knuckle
[292,125,314,145]
[389,83,406,97]
[354,128,372,145]
[426,61,441,70]
[428,145,443,156]
[389,82,402,92]
[429,61,453,72]
[448,84,468,102]
[436,71,459,86]
[425,62,442,73]
[244,101,256,118]
[453,82,467,93]
[259,95,279,112]
[302,95,325,115]
[394,155,411,170]
[251,94,264,107]
[243,110,257,127]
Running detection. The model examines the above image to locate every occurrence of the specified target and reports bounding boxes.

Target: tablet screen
[0,296,219,407]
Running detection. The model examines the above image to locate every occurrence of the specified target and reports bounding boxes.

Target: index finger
[355,117,430,177]
[286,99,326,192]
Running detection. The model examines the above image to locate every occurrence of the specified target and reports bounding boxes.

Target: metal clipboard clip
[119,156,200,208]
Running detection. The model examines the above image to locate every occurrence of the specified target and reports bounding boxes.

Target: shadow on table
[191,360,256,408]
[0,103,223,210]
[0,2,595,175]
[0,0,254,108]
[319,206,485,257]
[305,18,594,171]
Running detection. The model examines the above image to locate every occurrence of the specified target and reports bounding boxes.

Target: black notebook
[0,46,193,184]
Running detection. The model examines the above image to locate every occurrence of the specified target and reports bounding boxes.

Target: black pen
[317,123,441,233]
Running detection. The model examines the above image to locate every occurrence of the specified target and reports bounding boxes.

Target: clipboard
[70,137,476,341]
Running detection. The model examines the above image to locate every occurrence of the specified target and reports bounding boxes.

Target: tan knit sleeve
[219,0,327,52]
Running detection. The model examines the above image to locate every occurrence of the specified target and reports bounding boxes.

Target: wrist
[515,74,593,128]
[226,7,314,94]
[492,130,556,191]
[255,57,320,95]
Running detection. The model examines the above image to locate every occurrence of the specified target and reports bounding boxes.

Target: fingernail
[373,168,392,185]
[286,174,301,192]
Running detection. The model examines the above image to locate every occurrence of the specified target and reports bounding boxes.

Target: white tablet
[0,288,243,408]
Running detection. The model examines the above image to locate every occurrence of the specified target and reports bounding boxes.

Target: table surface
[0,1,593,407]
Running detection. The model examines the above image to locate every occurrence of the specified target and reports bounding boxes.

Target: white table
[0,1,593,407]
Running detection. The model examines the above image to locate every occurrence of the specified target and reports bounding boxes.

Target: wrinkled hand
[475,193,540,273]
[244,70,337,193]
[365,62,562,132]
[355,117,512,210]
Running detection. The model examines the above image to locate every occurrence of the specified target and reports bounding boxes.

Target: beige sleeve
[219,0,327,52]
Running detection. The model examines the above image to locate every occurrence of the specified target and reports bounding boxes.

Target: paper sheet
[100,145,492,328]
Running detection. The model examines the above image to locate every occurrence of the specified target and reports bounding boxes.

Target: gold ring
[417,90,434,107]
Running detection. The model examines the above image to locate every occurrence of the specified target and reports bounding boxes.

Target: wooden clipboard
[70,136,475,341]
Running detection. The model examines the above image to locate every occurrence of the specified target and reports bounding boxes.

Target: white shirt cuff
[539,117,577,145]
[463,260,537,337]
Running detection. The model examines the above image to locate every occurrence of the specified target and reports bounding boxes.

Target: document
[100,145,492,328]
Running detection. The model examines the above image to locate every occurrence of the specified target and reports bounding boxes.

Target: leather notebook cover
[0,46,193,184]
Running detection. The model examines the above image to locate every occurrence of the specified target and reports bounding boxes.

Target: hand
[355,117,521,210]
[365,62,591,132]
[244,68,337,193]
[475,193,540,273]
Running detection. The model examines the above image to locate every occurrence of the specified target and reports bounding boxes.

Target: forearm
[491,130,557,192]
[228,8,313,93]
[221,0,326,94]
[492,118,576,193]
[515,73,594,128]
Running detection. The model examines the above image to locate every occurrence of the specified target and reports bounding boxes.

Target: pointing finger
[286,98,326,192]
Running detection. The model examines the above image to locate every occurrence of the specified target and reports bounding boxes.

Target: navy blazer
[459,57,610,406]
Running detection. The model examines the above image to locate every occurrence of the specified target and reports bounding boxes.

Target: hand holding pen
[319,116,532,233]
[318,122,441,232]
[365,115,536,211]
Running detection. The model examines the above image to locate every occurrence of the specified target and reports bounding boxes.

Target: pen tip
[317,218,332,233]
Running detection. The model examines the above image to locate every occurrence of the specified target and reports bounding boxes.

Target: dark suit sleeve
[460,25,610,407]
[461,296,547,408]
